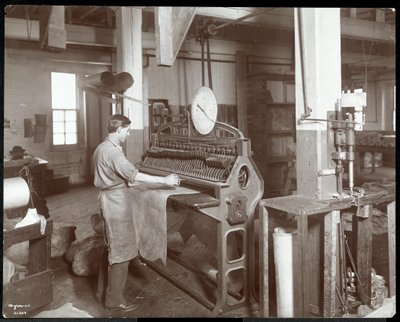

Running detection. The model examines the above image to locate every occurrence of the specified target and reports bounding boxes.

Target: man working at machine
[93,114,180,312]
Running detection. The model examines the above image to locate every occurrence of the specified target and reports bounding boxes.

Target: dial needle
[196,103,214,122]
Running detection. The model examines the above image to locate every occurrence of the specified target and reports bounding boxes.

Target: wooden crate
[3,221,53,317]
[3,270,54,318]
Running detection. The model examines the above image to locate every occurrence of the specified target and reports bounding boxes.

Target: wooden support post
[352,205,373,305]
[295,8,341,200]
[387,201,396,297]
[115,7,144,164]
[154,7,173,66]
[259,202,269,317]
[236,50,247,137]
[323,211,339,317]
[294,9,341,316]
[297,214,309,317]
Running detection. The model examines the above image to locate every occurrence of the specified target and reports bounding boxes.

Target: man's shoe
[105,301,139,312]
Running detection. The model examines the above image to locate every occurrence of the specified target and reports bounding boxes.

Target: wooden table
[258,187,395,317]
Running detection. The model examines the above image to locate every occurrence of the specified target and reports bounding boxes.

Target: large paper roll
[3,177,30,210]
[273,227,297,317]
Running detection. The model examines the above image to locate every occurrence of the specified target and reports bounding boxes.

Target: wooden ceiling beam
[154,7,197,66]
[196,7,395,42]
[79,7,100,20]
[38,6,66,50]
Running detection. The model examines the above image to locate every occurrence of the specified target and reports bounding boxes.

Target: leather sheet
[130,185,199,265]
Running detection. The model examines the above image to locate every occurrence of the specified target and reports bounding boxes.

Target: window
[51,72,78,145]
[353,88,365,131]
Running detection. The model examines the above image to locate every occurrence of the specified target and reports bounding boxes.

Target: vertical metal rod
[297,8,311,118]
[206,37,213,90]
[336,146,343,195]
[201,38,205,86]
[347,114,355,195]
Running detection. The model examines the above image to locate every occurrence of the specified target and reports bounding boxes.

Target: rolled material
[107,72,134,92]
[3,177,30,210]
[273,227,297,317]
[77,71,134,92]
[77,71,114,88]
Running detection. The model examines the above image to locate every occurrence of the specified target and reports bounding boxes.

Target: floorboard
[28,184,259,318]
[12,183,393,318]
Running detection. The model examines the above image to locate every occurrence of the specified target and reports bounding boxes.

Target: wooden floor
[29,184,260,318]
[23,183,394,318]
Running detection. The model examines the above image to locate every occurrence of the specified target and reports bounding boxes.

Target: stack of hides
[64,213,106,276]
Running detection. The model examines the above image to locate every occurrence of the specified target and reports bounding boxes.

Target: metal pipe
[299,117,358,124]
[141,258,215,310]
[144,53,292,66]
[337,164,343,195]
[84,84,151,106]
[347,114,355,194]
[167,251,242,300]
[297,8,311,119]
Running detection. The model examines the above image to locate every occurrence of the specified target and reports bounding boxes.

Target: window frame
[50,71,80,150]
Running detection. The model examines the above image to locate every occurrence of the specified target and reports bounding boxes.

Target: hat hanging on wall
[9,146,27,160]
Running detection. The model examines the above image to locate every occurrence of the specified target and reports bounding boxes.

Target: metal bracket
[225,196,247,225]
[356,204,371,218]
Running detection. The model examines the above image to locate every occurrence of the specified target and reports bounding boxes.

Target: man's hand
[164,174,180,186]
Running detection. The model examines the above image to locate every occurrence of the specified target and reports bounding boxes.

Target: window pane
[53,134,65,145]
[65,122,77,132]
[65,133,77,144]
[53,122,65,133]
[51,72,76,110]
[53,110,65,121]
[65,110,77,121]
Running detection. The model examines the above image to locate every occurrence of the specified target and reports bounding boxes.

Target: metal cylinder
[107,72,134,92]
[77,71,114,88]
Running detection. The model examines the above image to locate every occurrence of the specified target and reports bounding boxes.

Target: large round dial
[191,86,218,135]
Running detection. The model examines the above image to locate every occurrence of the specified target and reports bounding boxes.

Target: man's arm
[130,172,180,186]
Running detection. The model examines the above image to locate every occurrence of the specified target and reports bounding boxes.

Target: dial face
[191,86,218,135]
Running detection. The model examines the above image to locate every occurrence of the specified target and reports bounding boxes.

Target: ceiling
[4,6,395,33]
[4,6,395,86]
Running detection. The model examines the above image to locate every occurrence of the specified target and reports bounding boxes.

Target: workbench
[258,186,395,317]
[3,220,53,318]
[355,145,395,174]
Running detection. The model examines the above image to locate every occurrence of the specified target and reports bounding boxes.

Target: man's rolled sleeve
[111,152,139,183]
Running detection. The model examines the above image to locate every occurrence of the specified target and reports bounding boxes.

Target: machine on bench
[137,87,264,315]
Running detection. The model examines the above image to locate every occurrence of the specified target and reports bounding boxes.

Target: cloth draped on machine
[130,185,199,265]
[99,184,198,265]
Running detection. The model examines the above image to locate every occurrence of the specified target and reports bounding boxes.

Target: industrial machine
[137,86,264,315]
